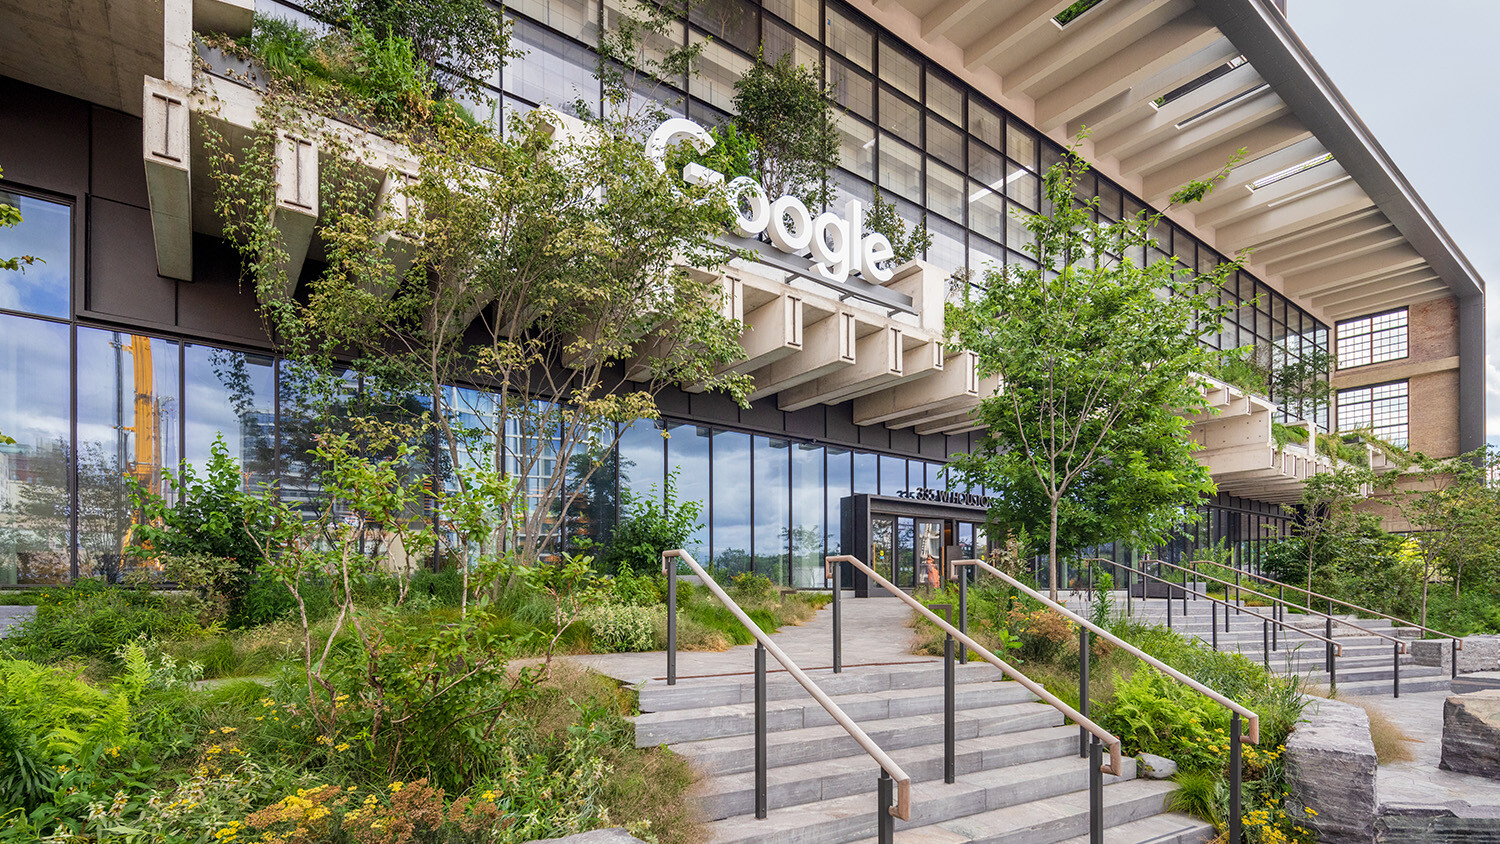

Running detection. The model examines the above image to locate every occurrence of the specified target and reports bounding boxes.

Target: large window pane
[853,451,877,495]
[507,18,599,114]
[834,112,875,180]
[764,0,818,36]
[752,436,789,584]
[791,442,824,588]
[0,314,71,584]
[690,34,751,113]
[667,422,710,564]
[77,328,179,581]
[926,70,962,125]
[878,135,921,203]
[879,36,921,97]
[826,7,873,69]
[563,420,616,555]
[711,429,751,573]
[879,453,906,496]
[0,191,70,318]
[826,447,851,563]
[617,419,664,509]
[690,0,758,53]
[927,162,965,223]
[827,56,874,120]
[184,344,274,489]
[511,0,599,41]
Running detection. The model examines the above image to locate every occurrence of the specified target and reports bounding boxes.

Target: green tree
[1279,462,1377,611]
[0,165,39,274]
[946,143,1237,599]
[732,52,839,208]
[1385,447,1500,627]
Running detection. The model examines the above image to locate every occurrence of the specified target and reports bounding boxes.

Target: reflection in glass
[790,442,824,588]
[76,328,179,582]
[853,451,877,495]
[879,454,905,496]
[184,344,274,489]
[752,436,789,584]
[825,447,851,564]
[916,519,942,587]
[0,192,70,318]
[617,420,664,509]
[563,420,616,554]
[0,314,71,584]
[711,429,751,574]
[872,515,894,583]
[667,423,710,564]
[896,516,915,588]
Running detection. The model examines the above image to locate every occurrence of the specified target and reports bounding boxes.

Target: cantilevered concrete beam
[1307,266,1438,309]
[373,170,417,290]
[1264,226,1405,278]
[1034,7,1219,134]
[273,131,319,297]
[1244,208,1387,266]
[1141,115,1309,202]
[1123,89,1288,182]
[1194,165,1349,229]
[961,0,1078,73]
[852,350,978,426]
[1213,177,1370,248]
[747,310,856,402]
[1319,281,1448,322]
[1091,61,1263,159]
[1072,37,1240,140]
[990,0,1178,95]
[1191,136,1327,213]
[777,325,904,412]
[921,0,990,40]
[143,77,193,280]
[1281,244,1424,298]
[725,292,804,374]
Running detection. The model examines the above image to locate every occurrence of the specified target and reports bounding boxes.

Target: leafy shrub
[1101,666,1227,772]
[728,571,776,602]
[2,579,205,665]
[582,603,664,652]
[601,471,703,576]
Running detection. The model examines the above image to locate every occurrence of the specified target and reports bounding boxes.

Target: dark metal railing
[1180,558,1465,680]
[826,554,1123,844]
[955,557,1262,844]
[662,550,912,840]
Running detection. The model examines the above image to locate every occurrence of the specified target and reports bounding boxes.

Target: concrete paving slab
[1344,690,1500,810]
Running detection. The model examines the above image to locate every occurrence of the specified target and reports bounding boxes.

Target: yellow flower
[390,781,404,793]
[335,742,351,752]
[481,790,496,801]
[1305,807,1318,815]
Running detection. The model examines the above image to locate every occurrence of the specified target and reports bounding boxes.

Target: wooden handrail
[1083,558,1344,656]
[954,558,1261,745]
[826,554,1125,776]
[1139,558,1409,653]
[663,550,912,821]
[1179,558,1464,649]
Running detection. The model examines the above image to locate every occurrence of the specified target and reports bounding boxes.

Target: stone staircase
[1091,591,1451,697]
[632,661,1214,843]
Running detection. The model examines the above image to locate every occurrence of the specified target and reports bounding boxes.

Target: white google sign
[647,118,899,287]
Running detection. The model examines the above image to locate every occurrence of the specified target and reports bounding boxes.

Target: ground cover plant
[911,572,1315,843]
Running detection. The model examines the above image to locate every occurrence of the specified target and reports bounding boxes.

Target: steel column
[1079,625,1090,758]
[1089,736,1103,844]
[666,555,677,686]
[755,642,767,819]
[945,631,955,783]
[1394,643,1401,698]
[1212,601,1218,651]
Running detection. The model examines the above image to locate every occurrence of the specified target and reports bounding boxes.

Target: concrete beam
[992,0,1177,95]
[1194,164,1349,229]
[921,0,990,40]
[961,0,1077,73]
[726,292,804,374]
[1264,226,1405,278]
[1214,177,1371,249]
[1192,135,1328,214]
[746,310,856,401]
[853,350,979,426]
[374,170,417,289]
[1035,7,1219,133]
[1092,61,1263,159]
[1074,37,1241,140]
[193,0,254,37]
[1245,209,1388,266]
[142,77,193,280]
[273,131,318,297]
[1141,114,1309,202]
[1281,243,1425,298]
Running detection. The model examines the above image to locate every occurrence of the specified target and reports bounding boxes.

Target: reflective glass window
[711,429,751,573]
[928,216,966,281]
[926,69,962,125]
[827,57,875,120]
[1004,162,1040,211]
[618,419,664,511]
[1337,381,1409,446]
[752,436,789,584]
[690,34,751,114]
[926,161,965,223]
[184,344,275,489]
[0,314,71,584]
[834,113,876,181]
[513,0,599,42]
[1007,123,1038,172]
[667,422,711,563]
[825,447,851,560]
[879,36,922,97]
[0,191,70,318]
[762,16,819,67]
[878,134,921,203]
[690,0,758,53]
[790,442,824,587]
[879,87,921,142]
[764,0,818,36]
[879,453,906,495]
[970,99,1003,151]
[507,18,599,113]
[562,421,617,553]
[76,328,179,582]
[1337,308,1408,369]
[853,451,877,495]
[826,7,873,69]
[926,116,963,167]
[968,181,1006,238]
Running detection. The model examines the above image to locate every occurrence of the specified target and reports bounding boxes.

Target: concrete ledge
[1376,803,1500,844]
[1412,636,1500,676]
[1286,697,1377,844]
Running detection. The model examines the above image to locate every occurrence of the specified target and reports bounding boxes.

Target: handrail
[1145,558,1408,653]
[954,558,1262,745]
[662,550,912,821]
[1085,558,1344,656]
[1181,558,1464,649]
[827,554,1125,776]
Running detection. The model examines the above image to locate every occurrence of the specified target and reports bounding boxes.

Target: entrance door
[915,519,943,588]
[872,515,895,587]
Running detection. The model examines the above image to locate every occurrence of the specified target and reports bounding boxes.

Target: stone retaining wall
[1286,697,1377,844]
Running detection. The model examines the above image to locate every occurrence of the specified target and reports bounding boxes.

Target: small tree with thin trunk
[946,143,1236,599]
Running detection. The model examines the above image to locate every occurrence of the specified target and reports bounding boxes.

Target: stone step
[696,724,1081,820]
[1054,813,1215,844]
[843,777,1180,844]
[706,755,1139,844]
[639,662,999,712]
[634,679,1035,746]
[1321,674,1452,696]
[676,700,1066,776]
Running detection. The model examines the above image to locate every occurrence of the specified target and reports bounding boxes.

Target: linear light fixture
[1248,153,1335,191]
[1173,83,1270,130]
[1265,174,1351,209]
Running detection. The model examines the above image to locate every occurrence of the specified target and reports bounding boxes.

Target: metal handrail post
[958,570,969,665]
[1263,620,1269,667]
[1453,639,1459,679]
[877,770,894,844]
[1167,583,1173,629]
[666,557,677,686]
[1325,603,1334,675]
[832,561,842,674]
[1211,601,1217,651]
[1236,568,1242,615]
[1394,643,1401,698]
[1079,623,1090,758]
[755,641,767,819]
[1230,713,1243,844]
[1089,736,1103,844]
[931,603,956,784]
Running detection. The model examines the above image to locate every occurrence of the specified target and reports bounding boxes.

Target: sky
[1286,1,1500,447]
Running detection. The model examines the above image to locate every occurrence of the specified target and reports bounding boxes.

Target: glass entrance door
[916,519,943,588]
[872,516,895,587]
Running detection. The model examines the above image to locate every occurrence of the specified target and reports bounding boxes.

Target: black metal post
[1183,571,1189,618]
[666,555,677,686]
[1325,606,1334,675]
[1230,713,1243,844]
[877,770,894,844]
[832,562,842,674]
[1235,569,1242,615]
[1079,625,1090,758]
[1263,620,1269,667]
[1453,638,1460,679]
[945,631,955,783]
[1212,601,1218,651]
[755,642,767,819]
[1191,561,1197,601]
[1329,646,1337,691]
[958,570,969,665]
[1393,643,1400,698]
[1089,736,1103,844]
[1167,583,1172,630]
[1225,594,1231,633]
[1125,560,1132,617]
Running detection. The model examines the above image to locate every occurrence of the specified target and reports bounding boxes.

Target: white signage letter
[646,118,714,173]
[811,211,850,283]
[862,233,896,283]
[727,176,771,237]
[769,196,813,253]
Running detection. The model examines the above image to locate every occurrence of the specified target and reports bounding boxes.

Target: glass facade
[1337,381,1409,447]
[1336,308,1408,369]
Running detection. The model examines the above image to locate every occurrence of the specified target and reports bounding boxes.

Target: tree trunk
[1420,565,1431,631]
[1049,499,1060,601]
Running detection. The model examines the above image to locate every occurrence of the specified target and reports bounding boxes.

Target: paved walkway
[0,605,34,637]
[562,596,930,685]
[1346,689,1500,810]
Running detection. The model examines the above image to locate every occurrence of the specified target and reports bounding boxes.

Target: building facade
[0,0,1484,589]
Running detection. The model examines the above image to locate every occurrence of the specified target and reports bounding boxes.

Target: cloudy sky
[1286,1,1500,446]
